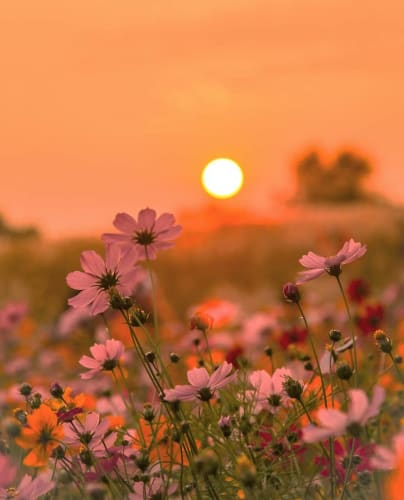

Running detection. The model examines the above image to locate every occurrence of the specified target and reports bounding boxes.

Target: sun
[201,158,244,199]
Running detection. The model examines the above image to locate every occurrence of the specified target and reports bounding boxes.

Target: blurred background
[1,0,404,322]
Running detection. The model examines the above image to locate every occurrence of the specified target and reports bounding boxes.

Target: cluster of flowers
[0,208,403,499]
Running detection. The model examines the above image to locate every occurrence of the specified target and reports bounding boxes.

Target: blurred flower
[371,430,404,470]
[57,306,91,337]
[296,238,367,284]
[302,386,385,443]
[15,404,64,467]
[248,368,292,413]
[164,361,237,402]
[0,455,17,488]
[356,303,384,336]
[347,279,370,304]
[190,311,214,332]
[0,302,28,333]
[79,339,125,380]
[278,326,307,350]
[66,244,139,315]
[0,472,54,499]
[102,208,182,260]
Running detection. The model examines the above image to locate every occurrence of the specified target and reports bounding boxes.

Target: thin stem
[388,353,404,383]
[145,246,160,339]
[336,275,358,386]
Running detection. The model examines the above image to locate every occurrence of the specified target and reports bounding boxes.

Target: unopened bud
[336,361,353,380]
[190,312,213,333]
[19,383,32,397]
[374,330,393,354]
[282,377,303,400]
[329,329,342,342]
[282,282,300,303]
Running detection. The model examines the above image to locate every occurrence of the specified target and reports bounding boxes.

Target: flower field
[0,207,403,499]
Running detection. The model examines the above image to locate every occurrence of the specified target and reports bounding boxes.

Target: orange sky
[1,0,403,237]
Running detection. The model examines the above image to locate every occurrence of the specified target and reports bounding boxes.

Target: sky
[1,0,403,237]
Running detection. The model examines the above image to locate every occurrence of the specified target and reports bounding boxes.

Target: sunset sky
[1,0,403,237]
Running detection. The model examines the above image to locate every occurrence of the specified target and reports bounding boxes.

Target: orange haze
[1,1,403,237]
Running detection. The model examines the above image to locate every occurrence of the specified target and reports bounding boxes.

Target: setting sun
[201,158,244,199]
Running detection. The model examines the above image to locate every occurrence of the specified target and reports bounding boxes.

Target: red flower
[356,303,384,336]
[347,279,370,304]
[278,326,307,350]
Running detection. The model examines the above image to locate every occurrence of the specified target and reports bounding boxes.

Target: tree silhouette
[295,150,372,203]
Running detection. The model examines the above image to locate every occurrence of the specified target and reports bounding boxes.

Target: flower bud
[19,383,32,397]
[129,307,150,326]
[170,352,180,363]
[329,329,342,342]
[264,346,273,357]
[190,312,213,333]
[145,351,155,363]
[282,377,303,400]
[218,416,232,437]
[50,382,64,399]
[336,361,353,380]
[142,404,155,422]
[282,282,300,303]
[193,449,219,476]
[374,330,393,354]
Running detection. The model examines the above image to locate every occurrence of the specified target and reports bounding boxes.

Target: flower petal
[187,367,209,388]
[66,271,97,291]
[113,213,137,234]
[137,208,156,229]
[68,288,97,310]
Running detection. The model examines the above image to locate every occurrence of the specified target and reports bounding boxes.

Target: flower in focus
[63,412,117,457]
[66,244,138,315]
[347,278,370,304]
[302,386,385,443]
[15,404,64,467]
[0,472,55,499]
[296,238,367,284]
[248,368,292,413]
[164,361,237,402]
[102,208,182,260]
[356,303,384,336]
[79,339,125,380]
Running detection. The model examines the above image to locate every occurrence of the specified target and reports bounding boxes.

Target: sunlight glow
[201,158,244,199]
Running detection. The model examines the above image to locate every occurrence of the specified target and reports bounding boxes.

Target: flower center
[97,270,119,290]
[6,488,18,498]
[38,426,54,445]
[346,422,362,438]
[103,358,118,371]
[267,394,282,407]
[198,387,213,401]
[134,230,155,246]
[79,431,94,445]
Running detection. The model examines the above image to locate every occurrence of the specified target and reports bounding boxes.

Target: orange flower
[15,404,64,467]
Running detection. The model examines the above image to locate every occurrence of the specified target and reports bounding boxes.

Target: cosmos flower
[0,472,55,500]
[66,244,139,316]
[102,208,182,260]
[63,412,117,456]
[0,455,17,488]
[248,368,293,413]
[79,339,125,380]
[371,430,404,470]
[163,361,237,402]
[296,238,367,284]
[15,404,64,467]
[356,303,384,336]
[347,278,370,304]
[302,386,385,443]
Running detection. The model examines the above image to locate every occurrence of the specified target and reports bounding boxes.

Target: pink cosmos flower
[303,386,385,443]
[164,361,237,402]
[248,368,293,413]
[0,302,27,333]
[0,472,54,499]
[102,208,182,260]
[79,339,125,379]
[63,412,117,456]
[66,244,138,315]
[0,455,17,488]
[371,431,404,470]
[296,238,367,284]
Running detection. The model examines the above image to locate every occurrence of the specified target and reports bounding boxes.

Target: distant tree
[0,214,40,240]
[294,150,372,203]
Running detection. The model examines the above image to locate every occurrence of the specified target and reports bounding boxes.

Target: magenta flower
[248,368,293,413]
[102,208,182,260]
[63,412,117,456]
[296,238,367,284]
[79,339,125,379]
[66,244,139,315]
[164,361,237,402]
[302,386,385,443]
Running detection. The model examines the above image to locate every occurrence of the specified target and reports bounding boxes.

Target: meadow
[0,202,403,499]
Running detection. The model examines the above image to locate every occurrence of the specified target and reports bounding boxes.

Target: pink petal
[105,244,121,271]
[213,371,237,390]
[370,445,396,470]
[68,288,97,310]
[80,369,99,380]
[187,367,210,388]
[102,233,131,244]
[317,408,348,433]
[90,343,107,361]
[137,208,156,229]
[159,224,182,239]
[66,271,97,291]
[90,291,109,315]
[79,355,101,369]
[153,213,176,232]
[363,385,385,422]
[80,250,105,276]
[302,424,334,443]
[105,339,124,359]
[209,362,233,389]
[113,212,137,234]
[118,269,139,295]
[295,268,325,284]
[85,412,101,433]
[348,389,370,423]
[164,385,197,402]
[118,247,139,273]
[249,370,272,396]
[299,251,326,269]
